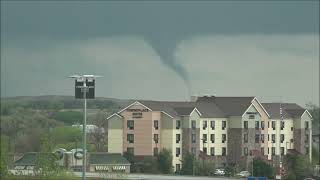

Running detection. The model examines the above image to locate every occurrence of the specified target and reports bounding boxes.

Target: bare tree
[89,110,107,152]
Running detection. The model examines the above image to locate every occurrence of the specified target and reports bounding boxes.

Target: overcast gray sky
[1,1,319,106]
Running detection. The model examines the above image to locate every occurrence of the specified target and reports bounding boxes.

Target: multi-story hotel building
[107,96,312,171]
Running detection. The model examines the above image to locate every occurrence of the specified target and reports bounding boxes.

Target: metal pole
[82,81,87,180]
[193,155,195,176]
[252,157,253,177]
[202,139,204,169]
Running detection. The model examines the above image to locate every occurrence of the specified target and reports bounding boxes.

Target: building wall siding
[108,116,123,153]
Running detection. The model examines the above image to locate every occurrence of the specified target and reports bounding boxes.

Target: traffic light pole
[69,74,101,180]
[82,81,87,180]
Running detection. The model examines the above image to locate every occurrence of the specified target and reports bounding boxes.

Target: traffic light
[75,79,95,99]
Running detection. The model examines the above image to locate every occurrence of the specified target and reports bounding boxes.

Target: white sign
[112,166,126,170]
[95,165,126,171]
[95,166,110,171]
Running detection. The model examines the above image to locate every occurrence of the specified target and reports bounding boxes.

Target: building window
[281,147,284,155]
[191,147,196,154]
[261,121,265,130]
[261,134,265,143]
[127,120,134,130]
[244,147,248,156]
[154,134,159,143]
[249,114,255,119]
[210,134,215,143]
[176,164,181,172]
[272,147,275,155]
[268,134,269,141]
[244,121,248,129]
[290,139,294,143]
[192,134,196,143]
[210,147,215,156]
[222,121,227,130]
[176,120,181,129]
[305,121,309,129]
[210,121,215,130]
[222,134,226,143]
[268,148,269,154]
[127,134,134,143]
[127,147,134,155]
[255,121,259,130]
[261,147,264,155]
[153,147,158,156]
[244,133,248,143]
[203,147,207,154]
[280,134,284,143]
[281,121,285,130]
[222,147,226,156]
[272,121,276,130]
[203,120,207,130]
[192,120,196,129]
[202,134,207,143]
[255,134,260,143]
[176,134,181,144]
[176,148,181,157]
[268,121,270,128]
[272,134,275,143]
[291,127,294,131]
[154,120,159,130]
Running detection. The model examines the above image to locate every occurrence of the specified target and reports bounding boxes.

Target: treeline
[0,96,117,155]
[1,97,120,114]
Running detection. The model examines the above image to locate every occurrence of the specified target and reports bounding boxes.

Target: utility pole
[82,83,87,180]
[69,74,101,180]
[278,102,284,180]
[201,138,205,170]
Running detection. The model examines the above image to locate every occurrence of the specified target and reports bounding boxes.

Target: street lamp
[69,74,101,180]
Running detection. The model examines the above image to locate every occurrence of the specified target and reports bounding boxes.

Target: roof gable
[197,96,255,117]
[117,101,152,114]
[262,103,305,119]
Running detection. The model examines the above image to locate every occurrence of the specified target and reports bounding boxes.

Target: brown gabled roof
[118,96,256,118]
[173,107,196,116]
[262,103,305,119]
[135,100,196,118]
[196,96,255,117]
[196,100,227,118]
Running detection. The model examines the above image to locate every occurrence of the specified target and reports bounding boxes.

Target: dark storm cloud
[1,1,319,105]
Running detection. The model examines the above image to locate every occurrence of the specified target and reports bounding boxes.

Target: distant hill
[1,95,132,110]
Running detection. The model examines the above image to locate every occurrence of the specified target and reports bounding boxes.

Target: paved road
[73,172,240,180]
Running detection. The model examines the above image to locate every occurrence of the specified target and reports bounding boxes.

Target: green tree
[252,158,274,178]
[181,152,196,175]
[34,134,60,177]
[0,136,9,177]
[52,111,83,125]
[284,154,313,180]
[123,151,136,165]
[194,159,215,176]
[157,149,173,174]
[50,126,82,147]
[141,157,159,174]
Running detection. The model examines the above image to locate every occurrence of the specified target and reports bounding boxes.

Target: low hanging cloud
[1,37,188,101]
[1,34,319,106]
[174,34,319,105]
